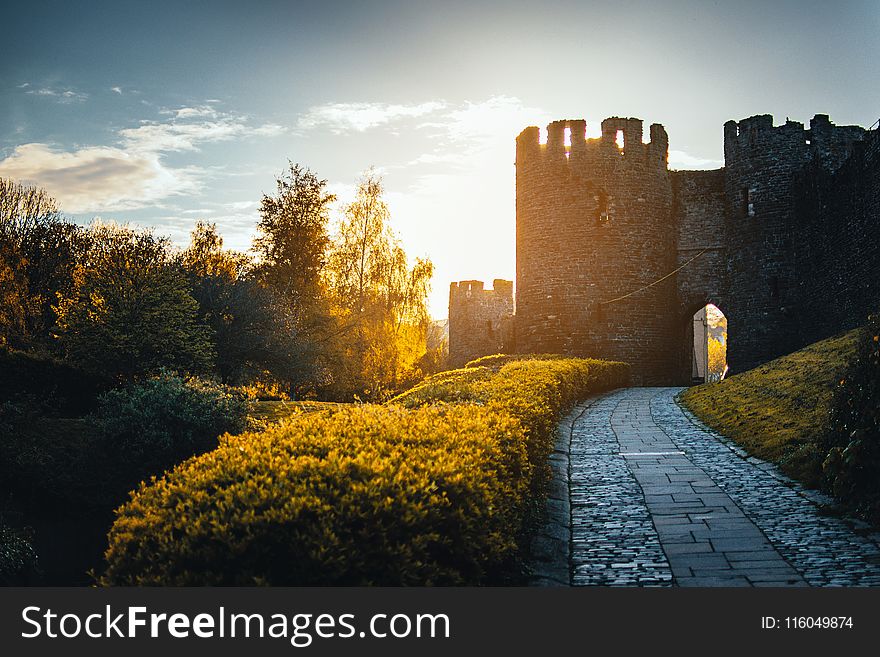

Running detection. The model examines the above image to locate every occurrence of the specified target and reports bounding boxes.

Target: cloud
[0,106,285,213]
[121,107,286,153]
[25,86,88,104]
[162,105,218,119]
[668,149,723,170]
[297,101,446,133]
[0,143,198,213]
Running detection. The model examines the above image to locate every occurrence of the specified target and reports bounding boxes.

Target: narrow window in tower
[769,276,780,300]
[615,129,625,153]
[742,187,756,217]
[564,126,571,160]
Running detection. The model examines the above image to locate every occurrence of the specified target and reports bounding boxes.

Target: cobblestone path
[533,387,880,587]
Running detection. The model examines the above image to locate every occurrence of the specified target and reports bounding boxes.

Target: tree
[178,222,313,387]
[54,222,213,380]
[178,221,249,281]
[707,336,726,382]
[253,163,335,316]
[0,178,84,350]
[324,170,434,399]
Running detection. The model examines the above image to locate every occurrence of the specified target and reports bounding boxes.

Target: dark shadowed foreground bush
[0,523,38,585]
[93,372,250,487]
[101,358,628,585]
[822,314,880,522]
[0,349,111,416]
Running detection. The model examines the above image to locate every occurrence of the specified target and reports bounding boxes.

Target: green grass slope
[679,329,860,487]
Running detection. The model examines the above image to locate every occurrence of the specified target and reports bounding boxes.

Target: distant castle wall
[448,279,514,368]
[506,112,874,385]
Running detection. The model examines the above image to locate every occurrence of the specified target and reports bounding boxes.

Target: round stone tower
[515,116,676,384]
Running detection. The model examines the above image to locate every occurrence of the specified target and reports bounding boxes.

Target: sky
[2,0,879,318]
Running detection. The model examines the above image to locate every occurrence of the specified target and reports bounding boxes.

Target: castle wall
[793,128,880,346]
[448,279,514,368]
[448,113,877,385]
[671,168,727,382]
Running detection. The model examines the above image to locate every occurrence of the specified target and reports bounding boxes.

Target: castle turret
[723,113,866,371]
[448,280,514,368]
[515,116,675,384]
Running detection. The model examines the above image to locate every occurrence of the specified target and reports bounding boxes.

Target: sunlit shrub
[102,357,628,585]
[102,405,528,585]
[463,353,561,370]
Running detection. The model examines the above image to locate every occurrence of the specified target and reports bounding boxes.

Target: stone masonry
[530,388,880,587]
[447,279,514,368]
[511,114,877,384]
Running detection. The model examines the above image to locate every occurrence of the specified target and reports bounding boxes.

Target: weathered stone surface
[447,279,514,368]
[561,387,880,587]
[505,114,876,384]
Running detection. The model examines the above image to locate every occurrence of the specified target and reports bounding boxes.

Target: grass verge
[679,329,860,487]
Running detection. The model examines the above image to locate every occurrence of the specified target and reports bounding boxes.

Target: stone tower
[513,113,875,385]
[515,117,676,384]
[448,279,514,368]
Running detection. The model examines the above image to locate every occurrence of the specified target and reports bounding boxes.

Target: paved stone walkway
[532,387,880,587]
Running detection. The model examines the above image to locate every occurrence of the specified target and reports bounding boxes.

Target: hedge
[101,357,629,585]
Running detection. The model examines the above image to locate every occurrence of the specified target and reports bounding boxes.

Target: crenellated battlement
[516,116,669,169]
[508,109,880,385]
[724,113,865,172]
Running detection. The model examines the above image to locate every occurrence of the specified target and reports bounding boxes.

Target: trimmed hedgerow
[101,357,628,585]
[463,352,561,370]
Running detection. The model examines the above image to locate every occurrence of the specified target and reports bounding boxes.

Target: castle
[449,113,880,383]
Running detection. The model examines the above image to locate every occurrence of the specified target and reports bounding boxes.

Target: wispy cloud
[0,105,285,213]
[25,86,88,104]
[297,101,446,133]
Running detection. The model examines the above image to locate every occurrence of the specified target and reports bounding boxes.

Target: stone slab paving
[559,387,880,587]
[653,387,880,587]
[569,392,672,586]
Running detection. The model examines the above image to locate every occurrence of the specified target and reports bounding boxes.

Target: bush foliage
[0,523,38,585]
[94,372,250,485]
[822,314,880,522]
[101,357,628,585]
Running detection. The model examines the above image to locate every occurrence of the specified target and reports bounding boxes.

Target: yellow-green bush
[102,357,629,585]
[463,353,561,370]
